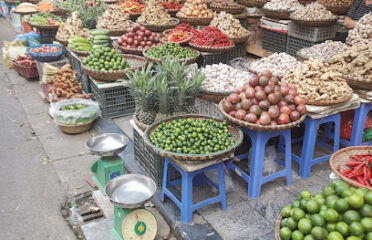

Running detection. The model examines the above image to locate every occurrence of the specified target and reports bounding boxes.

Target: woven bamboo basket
[236,0,268,7]
[67,47,90,57]
[55,36,68,46]
[305,92,353,106]
[143,114,244,161]
[136,18,180,32]
[161,30,193,45]
[176,14,214,26]
[55,120,94,134]
[199,89,233,103]
[230,32,249,44]
[189,42,235,53]
[143,47,200,65]
[291,18,337,27]
[329,146,372,191]
[27,21,60,30]
[117,45,145,55]
[262,9,292,20]
[346,75,372,91]
[322,4,351,15]
[133,113,148,132]
[209,4,245,14]
[274,213,283,240]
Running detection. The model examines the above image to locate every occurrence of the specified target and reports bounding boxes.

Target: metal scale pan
[86,133,129,156]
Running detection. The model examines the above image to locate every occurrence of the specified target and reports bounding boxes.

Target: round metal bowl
[86,133,128,156]
[105,174,157,209]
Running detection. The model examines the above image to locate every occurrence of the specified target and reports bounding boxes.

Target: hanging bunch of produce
[56,12,90,43]
[118,0,145,14]
[28,12,63,26]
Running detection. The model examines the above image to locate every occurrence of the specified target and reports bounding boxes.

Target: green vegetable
[60,104,88,111]
[82,46,128,71]
[149,118,234,154]
[146,42,197,60]
[28,12,63,26]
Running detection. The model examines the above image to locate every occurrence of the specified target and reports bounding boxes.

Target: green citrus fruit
[316,197,326,206]
[343,210,361,224]
[361,217,372,232]
[301,191,312,199]
[314,193,325,199]
[287,217,298,230]
[335,222,349,237]
[327,223,337,232]
[325,209,340,223]
[346,236,362,240]
[336,184,349,197]
[311,214,325,227]
[332,180,347,189]
[292,230,305,240]
[327,231,344,240]
[355,188,367,197]
[292,200,301,208]
[311,226,327,240]
[282,206,292,217]
[350,222,364,236]
[360,204,372,218]
[343,188,356,199]
[304,234,315,240]
[299,218,313,234]
[349,194,364,209]
[365,191,372,205]
[327,195,339,209]
[307,200,321,214]
[366,232,372,240]
[323,185,336,197]
[334,199,350,213]
[281,218,288,228]
[293,208,306,221]
[280,227,292,240]
[300,198,310,211]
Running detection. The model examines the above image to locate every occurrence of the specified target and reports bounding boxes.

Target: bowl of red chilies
[162,29,193,45]
[330,146,372,190]
[188,26,235,53]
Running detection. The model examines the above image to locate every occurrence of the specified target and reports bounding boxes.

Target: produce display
[118,0,145,14]
[173,23,200,37]
[346,13,372,46]
[190,26,233,47]
[279,180,372,240]
[60,104,87,111]
[54,0,84,10]
[177,0,215,18]
[96,5,133,31]
[89,29,111,48]
[316,0,353,8]
[161,1,183,10]
[68,35,92,52]
[201,64,254,92]
[263,0,304,12]
[282,59,353,104]
[14,3,38,13]
[29,45,63,54]
[49,64,91,101]
[12,54,36,67]
[209,0,244,13]
[149,118,234,154]
[337,154,372,188]
[163,29,191,43]
[332,43,372,82]
[53,99,100,125]
[248,53,301,78]
[117,24,161,49]
[83,46,129,71]
[209,12,249,40]
[56,12,90,42]
[75,0,106,29]
[137,0,174,25]
[221,71,306,126]
[37,1,55,12]
[28,12,62,26]
[145,42,197,60]
[298,41,347,61]
[290,2,336,22]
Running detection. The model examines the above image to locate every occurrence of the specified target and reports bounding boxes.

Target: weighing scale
[105,174,158,240]
[86,133,129,193]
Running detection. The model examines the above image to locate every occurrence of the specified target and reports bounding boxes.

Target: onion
[228,93,240,104]
[255,90,266,101]
[236,110,247,120]
[289,88,298,97]
[229,110,237,118]
[270,76,279,84]
[294,96,304,106]
[259,111,271,125]
[249,76,259,87]
[268,106,279,119]
[278,113,290,125]
[278,100,288,107]
[239,92,247,101]
[270,121,278,126]
[235,103,242,111]
[259,76,269,87]
[290,111,300,121]
[222,99,233,113]
[244,113,257,123]
[245,87,255,99]
[254,86,264,92]
[268,93,278,105]
[279,85,289,96]
[259,99,270,111]
[288,104,296,111]
[261,70,272,79]
[284,94,294,104]
[236,86,245,94]
[288,84,297,91]
[264,85,274,94]
[251,98,258,105]
[241,99,252,111]
[296,104,306,115]
[250,105,262,116]
[280,106,291,115]
[145,30,151,36]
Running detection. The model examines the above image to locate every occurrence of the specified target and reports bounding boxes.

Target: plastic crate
[39,29,57,44]
[90,78,135,118]
[227,42,247,61]
[197,52,227,67]
[288,22,337,42]
[286,36,319,57]
[262,28,287,53]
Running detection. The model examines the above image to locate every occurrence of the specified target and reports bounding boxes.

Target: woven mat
[306,94,361,119]
[353,89,372,103]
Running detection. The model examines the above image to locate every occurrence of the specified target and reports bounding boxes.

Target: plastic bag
[15,31,41,41]
[248,145,282,176]
[2,39,27,68]
[229,57,249,71]
[204,164,234,193]
[51,98,101,125]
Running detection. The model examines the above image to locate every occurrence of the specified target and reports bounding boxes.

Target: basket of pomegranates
[219,70,307,132]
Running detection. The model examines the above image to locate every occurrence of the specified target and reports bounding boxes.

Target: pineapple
[125,63,157,125]
[154,75,174,122]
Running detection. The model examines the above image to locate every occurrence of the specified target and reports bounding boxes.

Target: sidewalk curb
[94,117,223,240]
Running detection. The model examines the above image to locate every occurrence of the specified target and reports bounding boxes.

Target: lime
[292,230,305,240]
[292,200,301,208]
[301,191,312,199]
[299,218,312,234]
[293,208,306,221]
[320,210,326,217]
[327,195,339,209]
[361,217,372,232]
[327,231,344,240]
[287,217,298,230]
[332,180,347,189]
[281,218,288,228]
[343,210,361,224]
[311,214,325,227]
[307,200,321,214]
[349,194,364,209]
[366,232,372,240]
[304,234,315,240]
[349,222,364,236]
[314,193,325,199]
[365,191,372,205]
[321,205,328,211]
[355,188,367,197]
[282,206,292,217]
[336,184,349,197]
[346,236,362,240]
[323,185,336,197]
[334,199,350,213]
[300,199,310,211]
[311,226,327,240]
[327,223,337,232]
[335,222,349,237]
[343,188,356,199]
[325,209,340,223]
[305,213,312,219]
[360,204,372,218]
[316,197,326,206]
[280,227,292,240]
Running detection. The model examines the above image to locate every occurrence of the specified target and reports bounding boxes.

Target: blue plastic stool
[281,114,340,179]
[161,157,227,224]
[340,103,372,146]
[227,128,292,199]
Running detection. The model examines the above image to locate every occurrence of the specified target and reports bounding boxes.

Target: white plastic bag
[51,98,100,125]
[229,57,249,71]
[248,145,282,176]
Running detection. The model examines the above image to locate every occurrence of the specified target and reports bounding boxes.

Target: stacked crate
[260,17,290,53]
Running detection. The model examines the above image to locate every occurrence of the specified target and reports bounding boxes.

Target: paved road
[0,18,76,240]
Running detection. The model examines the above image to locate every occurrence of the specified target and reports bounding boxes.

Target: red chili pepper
[190,26,233,47]
[174,23,200,38]
[161,2,182,10]
[346,161,363,167]
[356,176,365,185]
[366,166,371,179]
[340,168,353,175]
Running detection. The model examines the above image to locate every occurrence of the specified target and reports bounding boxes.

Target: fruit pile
[149,118,234,154]
[83,47,128,71]
[221,71,306,126]
[338,154,372,188]
[29,45,63,54]
[163,29,191,43]
[68,35,92,52]
[117,24,161,50]
[118,0,145,14]
[145,42,197,60]
[279,180,372,240]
